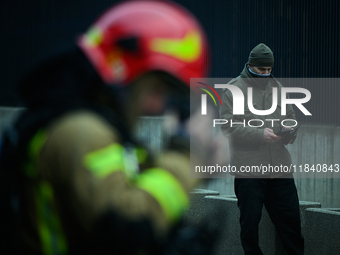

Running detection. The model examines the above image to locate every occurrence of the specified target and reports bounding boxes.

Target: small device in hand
[275,122,303,145]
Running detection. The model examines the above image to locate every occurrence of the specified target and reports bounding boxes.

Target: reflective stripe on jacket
[22,110,193,254]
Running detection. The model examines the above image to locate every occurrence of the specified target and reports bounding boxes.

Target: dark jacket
[220,65,296,177]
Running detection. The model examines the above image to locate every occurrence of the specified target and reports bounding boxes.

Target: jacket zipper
[263,87,274,178]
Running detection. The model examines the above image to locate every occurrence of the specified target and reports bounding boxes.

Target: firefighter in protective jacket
[0,1,210,254]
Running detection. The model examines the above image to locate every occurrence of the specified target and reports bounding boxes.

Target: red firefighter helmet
[77,0,209,87]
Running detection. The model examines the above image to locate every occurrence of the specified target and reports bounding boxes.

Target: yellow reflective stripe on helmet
[134,168,189,223]
[150,30,202,62]
[35,181,68,255]
[84,26,104,47]
[83,143,125,178]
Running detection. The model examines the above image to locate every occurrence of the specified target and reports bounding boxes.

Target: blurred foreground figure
[0,1,212,254]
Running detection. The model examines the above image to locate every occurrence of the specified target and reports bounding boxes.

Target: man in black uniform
[220,43,304,255]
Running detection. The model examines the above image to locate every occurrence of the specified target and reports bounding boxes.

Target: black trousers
[234,175,304,255]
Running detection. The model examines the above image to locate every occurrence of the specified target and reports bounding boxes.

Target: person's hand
[263,128,281,143]
[276,127,296,144]
[163,105,228,166]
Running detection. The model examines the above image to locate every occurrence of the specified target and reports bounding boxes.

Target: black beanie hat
[247,43,274,67]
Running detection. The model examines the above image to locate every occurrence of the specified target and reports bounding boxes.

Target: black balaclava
[246,43,274,89]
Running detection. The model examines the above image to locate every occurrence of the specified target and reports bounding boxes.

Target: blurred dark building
[1,0,339,124]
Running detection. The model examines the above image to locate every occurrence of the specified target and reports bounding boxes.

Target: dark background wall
[1,0,339,124]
